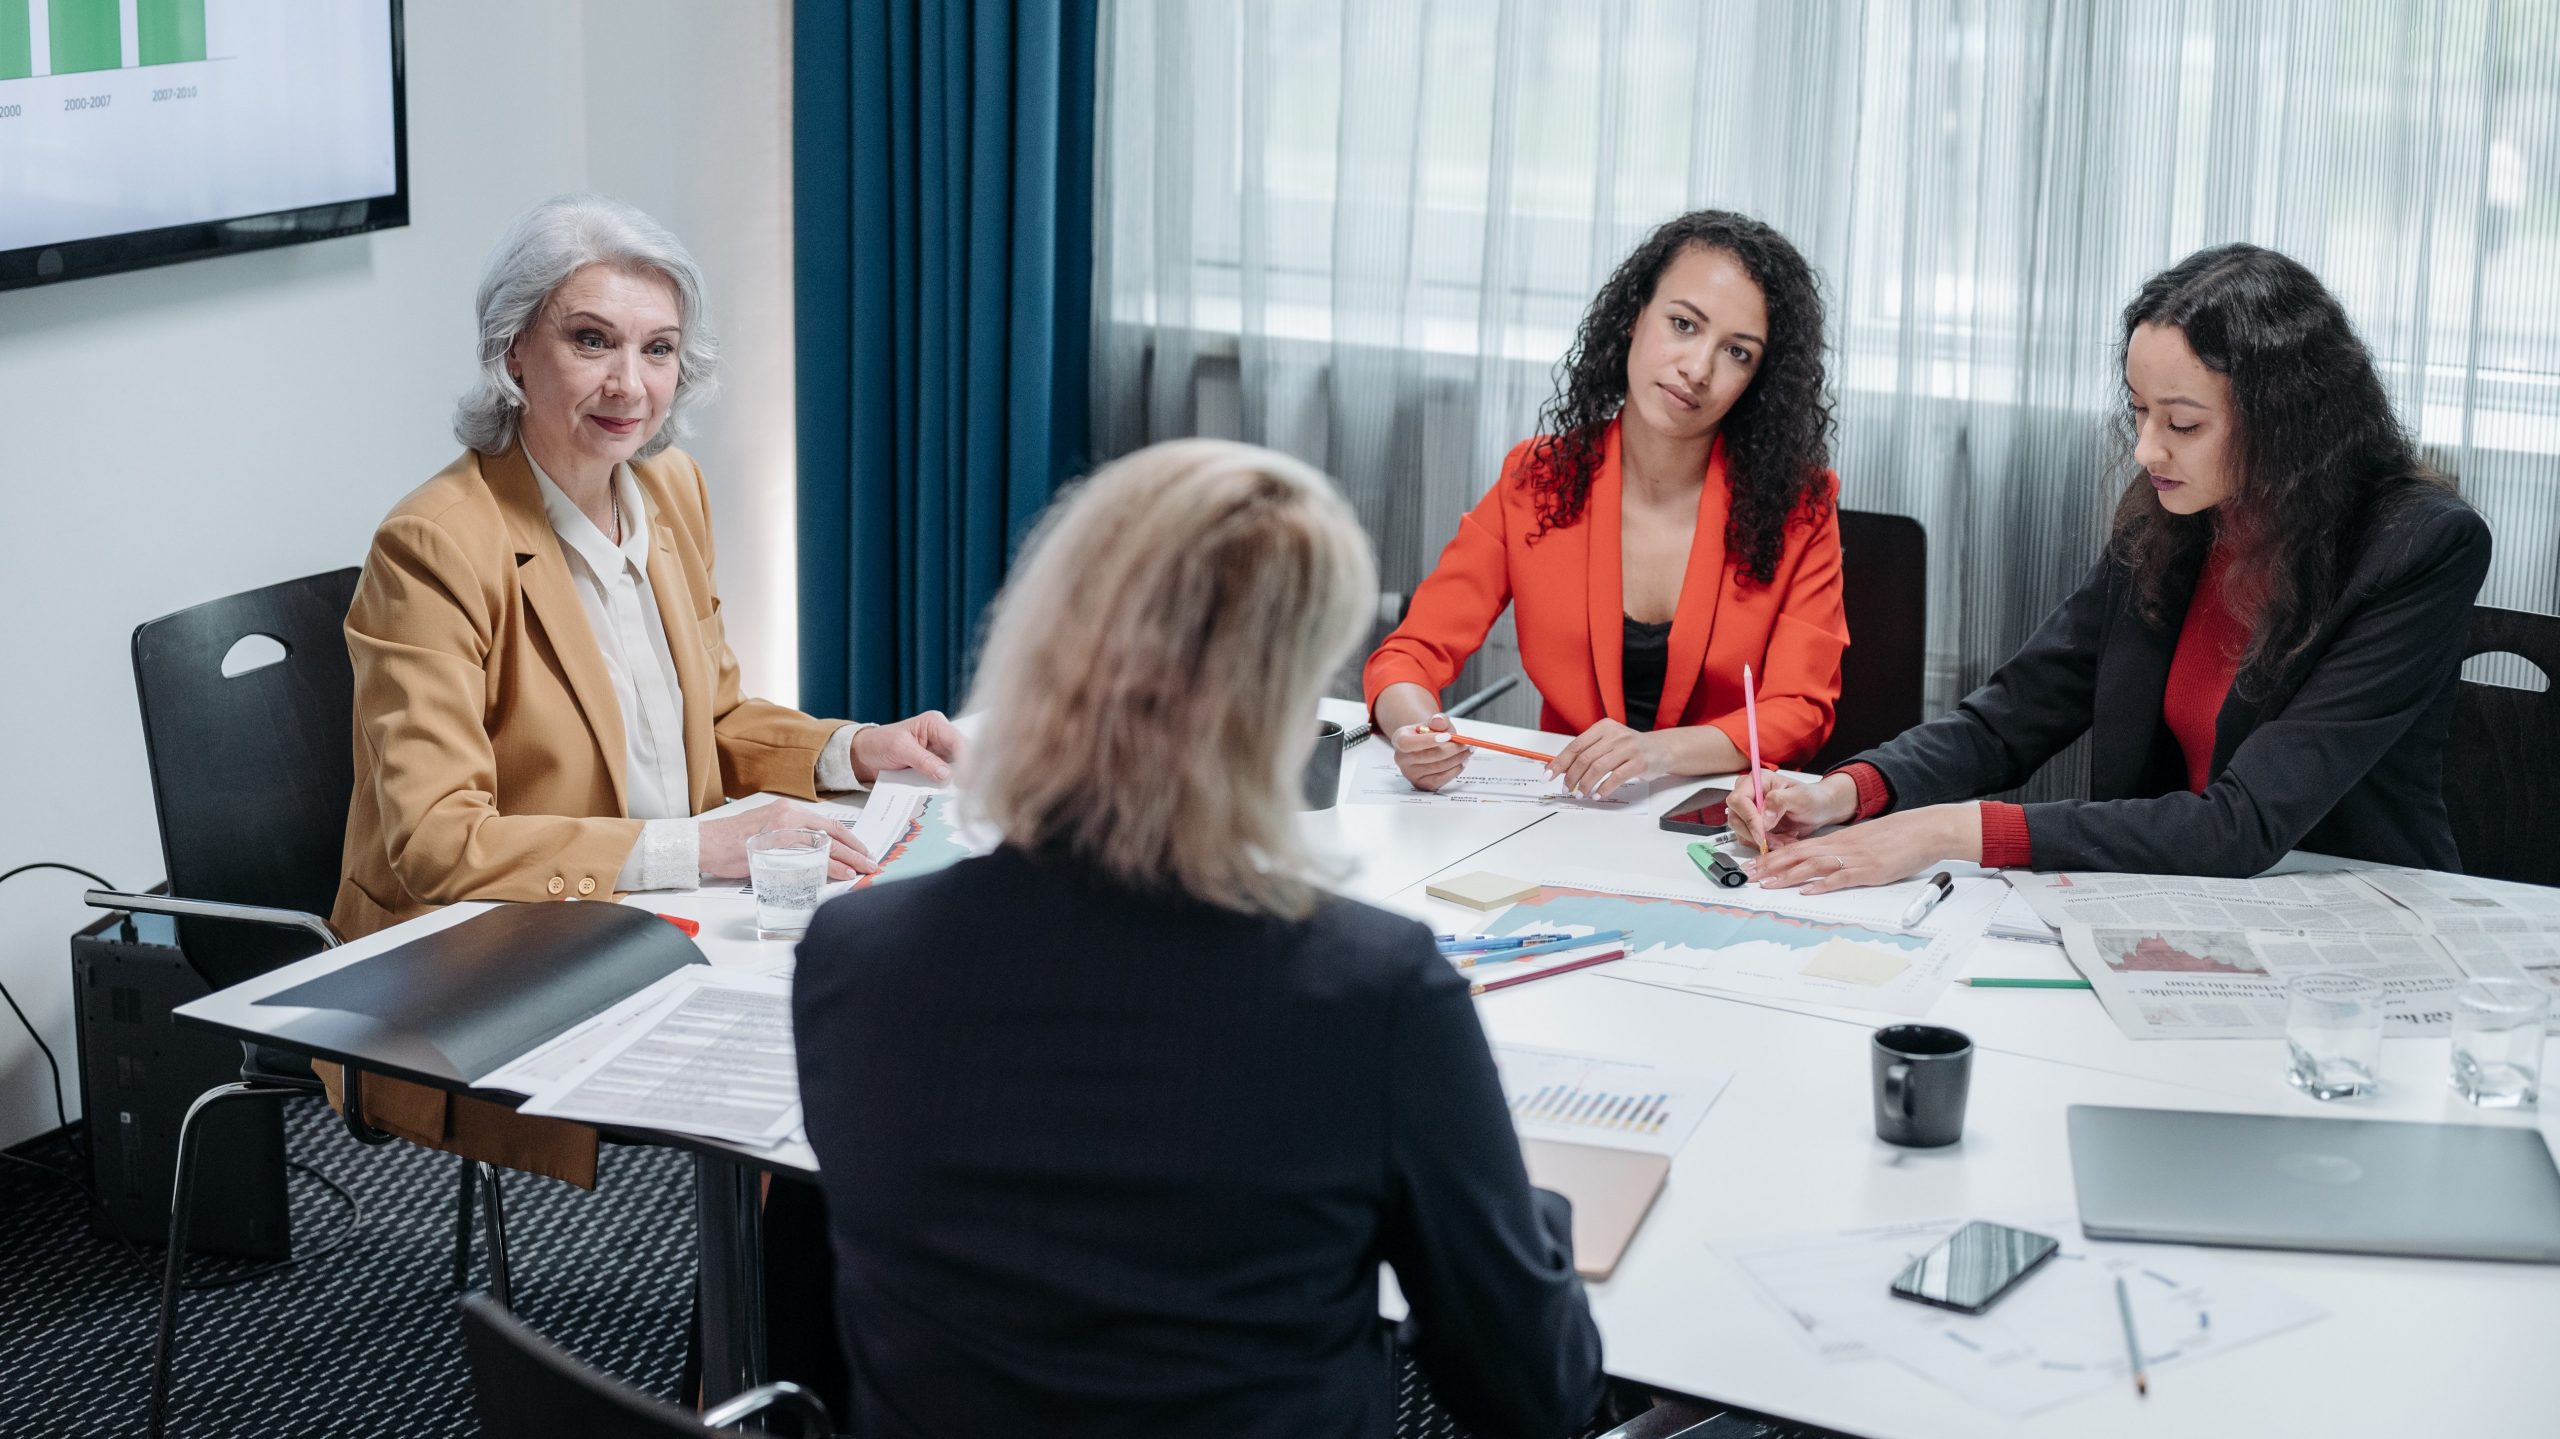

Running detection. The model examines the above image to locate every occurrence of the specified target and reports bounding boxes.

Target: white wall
[0,0,798,1149]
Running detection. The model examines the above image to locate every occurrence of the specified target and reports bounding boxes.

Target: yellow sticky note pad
[1799,937,1909,987]
[1427,871,1543,910]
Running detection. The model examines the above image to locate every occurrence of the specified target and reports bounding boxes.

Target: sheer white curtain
[1093,0,2560,797]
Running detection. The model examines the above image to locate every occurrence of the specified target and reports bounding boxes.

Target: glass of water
[747,828,831,938]
[2451,978,2549,1109]
[2285,973,2384,1100]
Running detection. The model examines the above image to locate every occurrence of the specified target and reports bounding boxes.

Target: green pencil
[1960,977,2093,990]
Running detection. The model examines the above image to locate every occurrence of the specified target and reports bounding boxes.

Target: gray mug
[1872,1024,1972,1147]
[1301,720,1344,809]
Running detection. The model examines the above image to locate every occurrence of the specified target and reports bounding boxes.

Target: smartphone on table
[1658,784,1731,837]
[1888,1220,2060,1315]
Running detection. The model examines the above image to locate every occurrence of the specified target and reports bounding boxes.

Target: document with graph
[1476,866,2004,1017]
[1490,1043,1732,1158]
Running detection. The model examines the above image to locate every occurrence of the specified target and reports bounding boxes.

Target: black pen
[1898,871,1953,928]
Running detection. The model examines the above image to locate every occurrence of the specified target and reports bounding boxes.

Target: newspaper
[2012,867,2560,1040]
[2060,923,2466,1039]
[2007,870,2416,935]
[2351,869,2560,1017]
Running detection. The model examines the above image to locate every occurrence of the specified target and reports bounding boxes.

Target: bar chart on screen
[3,0,210,81]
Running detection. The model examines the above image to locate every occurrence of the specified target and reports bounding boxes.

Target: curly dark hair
[2108,244,2443,690]
[1521,210,1835,586]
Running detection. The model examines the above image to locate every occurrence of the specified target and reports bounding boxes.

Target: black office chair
[1805,511,1927,773]
[82,569,511,1437]
[461,1294,833,1438]
[2448,604,2560,887]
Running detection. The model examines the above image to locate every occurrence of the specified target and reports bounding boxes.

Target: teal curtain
[795,0,1098,718]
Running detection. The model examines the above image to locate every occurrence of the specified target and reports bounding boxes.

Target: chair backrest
[1805,511,1927,773]
[458,1294,713,1438]
[129,568,362,990]
[458,1296,833,1438]
[2447,605,2560,887]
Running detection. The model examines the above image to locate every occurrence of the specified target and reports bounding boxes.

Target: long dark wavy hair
[1522,210,1835,586]
[2108,244,2442,689]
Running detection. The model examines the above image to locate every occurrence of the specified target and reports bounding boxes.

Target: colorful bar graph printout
[48,0,122,75]
[0,0,33,82]
[137,0,204,66]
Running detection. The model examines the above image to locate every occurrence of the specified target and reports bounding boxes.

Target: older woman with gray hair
[792,439,1607,1439]
[329,194,958,1188]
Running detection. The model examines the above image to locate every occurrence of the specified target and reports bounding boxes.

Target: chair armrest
[1445,672,1521,719]
[700,1380,832,1435]
[1592,1398,1728,1439]
[84,889,339,949]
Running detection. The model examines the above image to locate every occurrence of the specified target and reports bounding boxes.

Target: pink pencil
[1743,663,1765,814]
[1469,947,1627,996]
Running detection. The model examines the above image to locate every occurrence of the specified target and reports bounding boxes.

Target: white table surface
[177,701,2560,1436]
[1365,708,2557,1437]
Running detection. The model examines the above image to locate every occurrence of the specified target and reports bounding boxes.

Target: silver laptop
[2068,1105,2560,1263]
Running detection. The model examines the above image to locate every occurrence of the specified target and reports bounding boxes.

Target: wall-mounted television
[0,0,406,291]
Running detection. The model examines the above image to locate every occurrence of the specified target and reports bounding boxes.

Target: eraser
[1426,870,1543,910]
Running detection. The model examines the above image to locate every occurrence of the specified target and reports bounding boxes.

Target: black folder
[256,902,703,1091]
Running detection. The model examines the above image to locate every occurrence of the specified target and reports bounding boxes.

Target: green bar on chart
[0,0,34,83]
[136,0,204,66]
[47,0,122,75]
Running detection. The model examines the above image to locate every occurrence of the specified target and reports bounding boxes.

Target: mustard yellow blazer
[328,443,841,1184]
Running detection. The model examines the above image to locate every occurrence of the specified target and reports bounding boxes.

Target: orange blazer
[1364,422,1848,764]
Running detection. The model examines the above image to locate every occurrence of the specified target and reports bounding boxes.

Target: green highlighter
[1959,977,2094,990]
[1686,841,1747,889]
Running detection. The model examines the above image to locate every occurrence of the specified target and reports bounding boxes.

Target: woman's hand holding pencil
[1389,711,1473,791]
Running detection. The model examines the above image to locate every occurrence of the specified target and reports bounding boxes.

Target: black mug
[1301,720,1345,809]
[1871,1024,1972,1148]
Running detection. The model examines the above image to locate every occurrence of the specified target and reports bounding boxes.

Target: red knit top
[1838,546,2247,869]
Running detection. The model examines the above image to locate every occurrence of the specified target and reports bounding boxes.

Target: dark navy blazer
[792,846,1606,1439]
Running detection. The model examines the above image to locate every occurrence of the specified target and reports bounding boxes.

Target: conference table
[180,698,2554,1437]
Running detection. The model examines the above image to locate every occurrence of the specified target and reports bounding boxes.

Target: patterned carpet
[0,1097,696,1438]
[1,1097,1851,1439]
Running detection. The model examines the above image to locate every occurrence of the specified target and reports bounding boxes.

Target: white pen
[1899,870,1953,928]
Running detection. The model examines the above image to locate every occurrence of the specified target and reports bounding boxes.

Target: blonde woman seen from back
[791,440,1607,1439]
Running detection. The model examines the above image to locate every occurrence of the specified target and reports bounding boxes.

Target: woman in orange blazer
[1367,210,1847,797]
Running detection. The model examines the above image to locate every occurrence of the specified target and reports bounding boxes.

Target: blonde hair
[963,439,1378,918]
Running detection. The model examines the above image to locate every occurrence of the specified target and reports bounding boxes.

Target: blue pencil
[1446,930,1629,968]
[1436,932,1578,954]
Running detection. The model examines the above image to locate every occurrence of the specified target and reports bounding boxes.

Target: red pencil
[1469,947,1627,995]
[1448,731,1563,765]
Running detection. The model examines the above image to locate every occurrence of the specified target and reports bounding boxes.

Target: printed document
[1345,742,1642,809]
[1490,1043,1732,1158]
[1483,866,2005,1017]
[1714,1216,2326,1416]
[515,969,801,1148]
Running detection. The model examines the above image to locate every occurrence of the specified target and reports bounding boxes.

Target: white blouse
[530,456,860,890]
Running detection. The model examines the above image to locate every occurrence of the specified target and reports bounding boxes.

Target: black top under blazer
[791,846,1606,1439]
[1849,481,2490,875]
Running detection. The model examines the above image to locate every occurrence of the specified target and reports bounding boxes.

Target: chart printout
[1480,867,2004,1017]
[1491,1044,1732,1159]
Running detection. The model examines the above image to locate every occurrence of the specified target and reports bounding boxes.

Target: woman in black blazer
[1734,244,2490,891]
[792,440,1607,1439]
